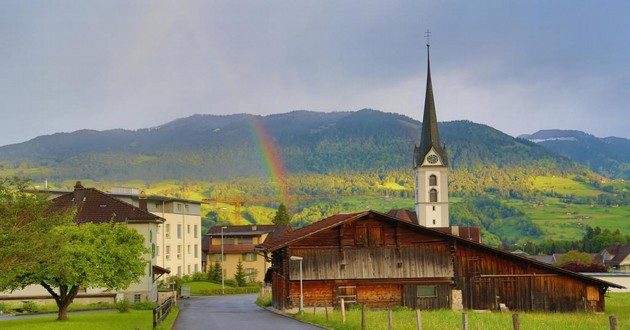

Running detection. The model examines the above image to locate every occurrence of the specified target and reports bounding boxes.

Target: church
[256,41,621,312]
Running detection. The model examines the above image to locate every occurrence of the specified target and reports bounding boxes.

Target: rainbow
[247,115,289,199]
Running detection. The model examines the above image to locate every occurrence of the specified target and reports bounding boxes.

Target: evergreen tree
[208,261,222,283]
[234,259,247,287]
[272,203,291,225]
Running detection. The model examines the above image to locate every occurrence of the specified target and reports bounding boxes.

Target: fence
[316,301,622,330]
[152,296,174,328]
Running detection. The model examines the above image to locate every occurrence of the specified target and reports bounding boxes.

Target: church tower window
[430,189,438,203]
[429,175,437,186]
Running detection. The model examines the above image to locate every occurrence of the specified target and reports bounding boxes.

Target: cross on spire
[425,29,432,47]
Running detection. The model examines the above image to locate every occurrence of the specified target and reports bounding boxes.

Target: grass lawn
[0,307,178,330]
[296,293,630,330]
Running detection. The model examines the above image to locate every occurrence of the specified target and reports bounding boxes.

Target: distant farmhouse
[2,182,202,304]
[256,42,623,312]
[204,225,291,282]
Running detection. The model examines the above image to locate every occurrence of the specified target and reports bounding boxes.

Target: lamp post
[290,256,304,313]
[221,226,227,295]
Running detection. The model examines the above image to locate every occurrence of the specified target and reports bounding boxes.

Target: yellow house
[205,225,291,282]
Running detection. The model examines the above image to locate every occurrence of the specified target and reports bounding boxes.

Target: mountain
[0,110,577,182]
[520,130,630,179]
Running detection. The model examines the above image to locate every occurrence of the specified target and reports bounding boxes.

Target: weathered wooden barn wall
[455,242,606,311]
[262,211,618,312]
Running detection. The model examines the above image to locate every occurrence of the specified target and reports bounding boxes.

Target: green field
[297,293,630,330]
[0,307,177,330]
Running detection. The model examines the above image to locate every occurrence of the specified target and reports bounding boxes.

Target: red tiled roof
[257,212,367,251]
[48,181,164,224]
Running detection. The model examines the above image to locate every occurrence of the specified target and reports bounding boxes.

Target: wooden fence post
[388,308,393,330]
[512,313,520,330]
[462,312,468,330]
[340,298,346,324]
[325,303,329,321]
[361,304,365,330]
[610,315,618,330]
[416,309,422,330]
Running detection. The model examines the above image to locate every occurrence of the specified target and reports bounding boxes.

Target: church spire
[415,33,448,167]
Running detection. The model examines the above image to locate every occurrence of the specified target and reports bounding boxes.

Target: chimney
[74,181,84,190]
[139,190,148,211]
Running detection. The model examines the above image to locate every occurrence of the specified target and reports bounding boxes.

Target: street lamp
[290,256,304,313]
[221,226,228,295]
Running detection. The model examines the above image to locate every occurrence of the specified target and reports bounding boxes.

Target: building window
[432,206,436,211]
[177,203,182,212]
[165,245,171,260]
[239,237,253,245]
[177,224,182,239]
[194,244,198,258]
[430,189,438,203]
[134,294,142,303]
[187,224,191,234]
[213,254,223,262]
[165,224,171,239]
[185,204,189,212]
[177,266,182,277]
[429,175,437,186]
[156,245,160,257]
[417,286,437,298]
[194,225,198,238]
[177,245,182,259]
[194,264,198,272]
[187,245,191,254]
[243,253,257,262]
[187,265,191,274]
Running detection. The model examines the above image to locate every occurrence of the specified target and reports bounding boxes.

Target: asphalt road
[173,294,323,330]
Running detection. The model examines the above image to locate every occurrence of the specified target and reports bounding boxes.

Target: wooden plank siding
[455,243,605,312]
[260,211,618,312]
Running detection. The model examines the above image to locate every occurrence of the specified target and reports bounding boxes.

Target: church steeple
[414,32,449,228]
[415,39,448,167]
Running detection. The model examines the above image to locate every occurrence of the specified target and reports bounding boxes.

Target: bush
[0,302,8,313]
[256,292,272,307]
[223,278,237,287]
[181,274,192,283]
[133,301,158,310]
[191,271,208,281]
[21,301,38,313]
[115,298,132,313]
[196,286,260,295]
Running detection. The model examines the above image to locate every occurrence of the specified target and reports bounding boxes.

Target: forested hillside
[0,109,577,182]
[521,129,630,180]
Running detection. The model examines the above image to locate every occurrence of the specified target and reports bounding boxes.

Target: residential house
[257,210,622,312]
[205,225,291,283]
[2,182,169,303]
[601,244,630,272]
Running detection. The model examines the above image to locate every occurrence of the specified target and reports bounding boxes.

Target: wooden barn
[256,211,622,312]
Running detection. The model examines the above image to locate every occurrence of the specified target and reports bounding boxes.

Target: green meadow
[0,307,178,330]
[296,293,630,330]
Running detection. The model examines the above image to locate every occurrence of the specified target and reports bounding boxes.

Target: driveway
[174,294,323,330]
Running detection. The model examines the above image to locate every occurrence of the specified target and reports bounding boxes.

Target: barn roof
[48,181,164,224]
[256,210,623,289]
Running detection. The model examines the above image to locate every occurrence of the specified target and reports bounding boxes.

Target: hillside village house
[2,182,203,305]
[1,182,169,304]
[40,185,203,278]
[257,210,623,312]
[205,225,291,283]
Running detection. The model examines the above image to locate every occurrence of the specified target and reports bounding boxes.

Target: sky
[1,1,629,147]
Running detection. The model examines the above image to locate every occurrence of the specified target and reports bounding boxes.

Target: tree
[0,177,73,288]
[553,250,594,267]
[234,259,247,287]
[208,261,222,283]
[272,203,291,225]
[7,222,148,321]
